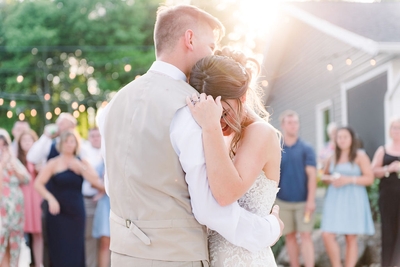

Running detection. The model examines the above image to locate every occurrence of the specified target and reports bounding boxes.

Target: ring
[191,96,200,106]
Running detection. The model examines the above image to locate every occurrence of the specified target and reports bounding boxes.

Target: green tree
[0,0,159,135]
[0,0,248,136]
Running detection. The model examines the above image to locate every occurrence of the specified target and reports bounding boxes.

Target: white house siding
[264,17,394,151]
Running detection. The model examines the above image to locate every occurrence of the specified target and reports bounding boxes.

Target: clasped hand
[0,149,16,172]
[387,160,400,173]
[186,93,222,129]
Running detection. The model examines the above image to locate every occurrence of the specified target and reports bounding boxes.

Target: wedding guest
[371,116,400,267]
[27,113,77,165]
[321,126,374,267]
[11,121,30,155]
[318,122,337,169]
[17,129,43,267]
[276,110,317,267]
[27,113,77,267]
[34,131,104,267]
[92,161,110,267]
[80,127,103,267]
[0,130,30,267]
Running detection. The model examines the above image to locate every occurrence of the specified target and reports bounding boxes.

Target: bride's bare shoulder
[245,121,280,140]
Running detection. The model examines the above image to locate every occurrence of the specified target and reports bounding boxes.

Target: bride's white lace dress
[208,172,278,267]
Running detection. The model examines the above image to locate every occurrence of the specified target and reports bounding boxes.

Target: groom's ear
[184,29,194,51]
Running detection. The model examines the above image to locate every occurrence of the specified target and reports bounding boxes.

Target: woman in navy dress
[34,131,104,267]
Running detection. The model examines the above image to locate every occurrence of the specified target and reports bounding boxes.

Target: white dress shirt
[26,134,53,165]
[97,61,280,252]
[80,141,103,196]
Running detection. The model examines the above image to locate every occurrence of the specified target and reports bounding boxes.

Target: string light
[16,75,24,83]
[54,107,61,115]
[124,64,132,72]
[79,105,86,112]
[346,58,352,66]
[44,93,51,101]
[71,102,78,110]
[19,113,25,121]
[0,98,3,106]
[73,110,80,118]
[7,111,13,118]
[370,59,376,66]
[10,100,16,108]
[327,64,333,71]
[46,112,53,120]
[31,109,37,117]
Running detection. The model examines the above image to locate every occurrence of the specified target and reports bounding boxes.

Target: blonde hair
[327,122,337,136]
[56,112,77,126]
[56,130,80,156]
[189,47,273,158]
[279,110,299,124]
[154,5,225,55]
[389,116,400,128]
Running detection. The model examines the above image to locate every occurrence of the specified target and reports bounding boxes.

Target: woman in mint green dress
[321,127,374,267]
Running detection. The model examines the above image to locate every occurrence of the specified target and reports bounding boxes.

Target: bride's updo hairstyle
[189,47,270,158]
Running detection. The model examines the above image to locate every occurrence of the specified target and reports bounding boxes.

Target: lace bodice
[208,172,279,267]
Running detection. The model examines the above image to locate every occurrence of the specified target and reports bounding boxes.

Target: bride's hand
[186,93,222,130]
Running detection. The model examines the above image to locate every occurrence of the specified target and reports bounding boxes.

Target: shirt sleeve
[304,143,317,167]
[80,143,99,196]
[26,134,53,165]
[170,106,280,253]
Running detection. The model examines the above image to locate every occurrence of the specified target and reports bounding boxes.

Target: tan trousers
[111,252,209,267]
[84,197,99,267]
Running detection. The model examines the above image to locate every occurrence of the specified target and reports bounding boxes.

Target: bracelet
[384,166,390,178]
[352,176,356,185]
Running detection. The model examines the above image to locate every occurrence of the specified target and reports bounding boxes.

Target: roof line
[378,42,400,53]
[283,4,379,55]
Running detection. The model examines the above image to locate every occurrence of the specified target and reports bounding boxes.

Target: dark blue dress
[45,169,85,267]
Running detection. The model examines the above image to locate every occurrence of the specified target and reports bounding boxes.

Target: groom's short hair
[154,5,224,55]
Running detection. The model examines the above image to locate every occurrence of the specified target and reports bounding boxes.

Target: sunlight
[229,0,284,62]
[237,0,282,39]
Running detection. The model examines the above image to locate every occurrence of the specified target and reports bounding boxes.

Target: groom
[97,4,283,266]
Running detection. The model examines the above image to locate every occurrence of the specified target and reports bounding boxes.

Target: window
[315,99,333,168]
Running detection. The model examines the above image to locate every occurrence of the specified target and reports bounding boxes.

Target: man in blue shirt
[276,110,317,267]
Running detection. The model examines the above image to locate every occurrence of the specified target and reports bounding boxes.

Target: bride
[187,48,282,266]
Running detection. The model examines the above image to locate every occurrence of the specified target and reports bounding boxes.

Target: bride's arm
[187,94,281,206]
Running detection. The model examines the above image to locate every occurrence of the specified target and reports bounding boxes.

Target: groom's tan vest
[103,71,208,261]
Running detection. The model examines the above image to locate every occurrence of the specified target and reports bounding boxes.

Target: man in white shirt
[27,113,77,165]
[80,127,103,267]
[98,5,283,266]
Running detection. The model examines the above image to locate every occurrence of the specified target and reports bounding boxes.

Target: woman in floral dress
[0,131,30,267]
